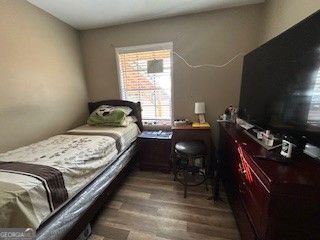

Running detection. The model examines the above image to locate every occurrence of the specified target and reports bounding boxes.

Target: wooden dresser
[218,122,320,240]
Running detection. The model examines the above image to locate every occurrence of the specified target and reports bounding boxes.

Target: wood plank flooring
[89,170,240,240]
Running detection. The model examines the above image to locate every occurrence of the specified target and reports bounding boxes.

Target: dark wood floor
[89,170,240,240]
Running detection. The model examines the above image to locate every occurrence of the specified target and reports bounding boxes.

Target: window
[116,42,173,125]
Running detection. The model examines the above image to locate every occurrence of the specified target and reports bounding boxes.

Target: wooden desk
[171,125,213,174]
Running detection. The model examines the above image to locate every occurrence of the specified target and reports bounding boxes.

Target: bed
[0,100,142,240]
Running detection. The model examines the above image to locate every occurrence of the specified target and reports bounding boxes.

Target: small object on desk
[192,122,210,128]
[280,137,293,158]
[304,143,320,160]
[224,105,238,122]
[173,119,189,126]
[236,118,254,130]
[256,131,263,140]
[223,114,227,121]
[245,128,282,150]
[262,130,274,147]
[217,119,230,122]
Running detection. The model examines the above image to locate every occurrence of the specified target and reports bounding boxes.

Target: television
[239,10,320,147]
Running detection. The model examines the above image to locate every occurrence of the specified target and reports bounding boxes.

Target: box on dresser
[218,122,320,240]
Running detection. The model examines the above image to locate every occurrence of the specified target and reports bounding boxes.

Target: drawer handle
[238,164,246,174]
[238,164,247,175]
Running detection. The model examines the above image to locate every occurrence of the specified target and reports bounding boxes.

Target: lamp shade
[195,102,205,114]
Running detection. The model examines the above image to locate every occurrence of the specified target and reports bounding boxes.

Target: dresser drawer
[237,147,270,239]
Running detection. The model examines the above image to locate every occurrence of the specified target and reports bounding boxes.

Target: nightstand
[138,131,172,173]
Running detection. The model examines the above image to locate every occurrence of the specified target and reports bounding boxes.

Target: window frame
[115,42,174,126]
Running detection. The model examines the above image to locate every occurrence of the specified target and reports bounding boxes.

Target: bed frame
[37,100,143,240]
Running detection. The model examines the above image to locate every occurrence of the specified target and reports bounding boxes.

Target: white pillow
[95,105,132,116]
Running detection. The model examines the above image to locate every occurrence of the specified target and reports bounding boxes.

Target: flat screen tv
[239,10,320,147]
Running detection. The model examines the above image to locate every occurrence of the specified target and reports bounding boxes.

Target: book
[192,122,210,128]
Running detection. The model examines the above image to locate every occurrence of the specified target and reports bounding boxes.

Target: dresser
[218,122,320,240]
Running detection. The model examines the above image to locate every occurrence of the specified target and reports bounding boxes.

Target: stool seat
[175,141,206,157]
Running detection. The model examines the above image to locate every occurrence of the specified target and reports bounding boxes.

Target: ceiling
[27,0,264,30]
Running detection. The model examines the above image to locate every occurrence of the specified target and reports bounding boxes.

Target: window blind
[116,44,172,125]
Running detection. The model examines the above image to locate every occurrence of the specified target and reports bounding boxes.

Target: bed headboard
[88,100,143,131]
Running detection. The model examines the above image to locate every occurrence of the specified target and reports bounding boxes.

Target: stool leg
[205,177,209,191]
[183,169,188,198]
[201,157,209,191]
[200,170,209,191]
[184,157,191,198]
[174,157,177,181]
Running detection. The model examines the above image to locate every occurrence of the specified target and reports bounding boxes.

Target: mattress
[37,143,137,240]
[0,123,140,229]
[67,123,139,152]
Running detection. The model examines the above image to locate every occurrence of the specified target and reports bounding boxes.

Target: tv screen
[239,10,320,146]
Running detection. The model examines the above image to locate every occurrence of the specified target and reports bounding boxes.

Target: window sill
[143,124,172,131]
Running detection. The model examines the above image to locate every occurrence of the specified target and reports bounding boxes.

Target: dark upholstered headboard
[88,100,143,131]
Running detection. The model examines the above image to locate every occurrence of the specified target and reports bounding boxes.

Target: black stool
[174,141,208,198]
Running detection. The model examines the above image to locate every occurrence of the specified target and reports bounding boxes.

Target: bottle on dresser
[262,130,274,147]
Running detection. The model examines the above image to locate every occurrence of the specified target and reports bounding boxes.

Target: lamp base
[198,114,206,124]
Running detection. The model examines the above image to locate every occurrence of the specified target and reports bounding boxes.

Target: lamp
[195,102,206,123]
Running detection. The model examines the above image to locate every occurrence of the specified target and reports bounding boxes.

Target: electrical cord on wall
[172,51,246,69]
[112,42,246,69]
